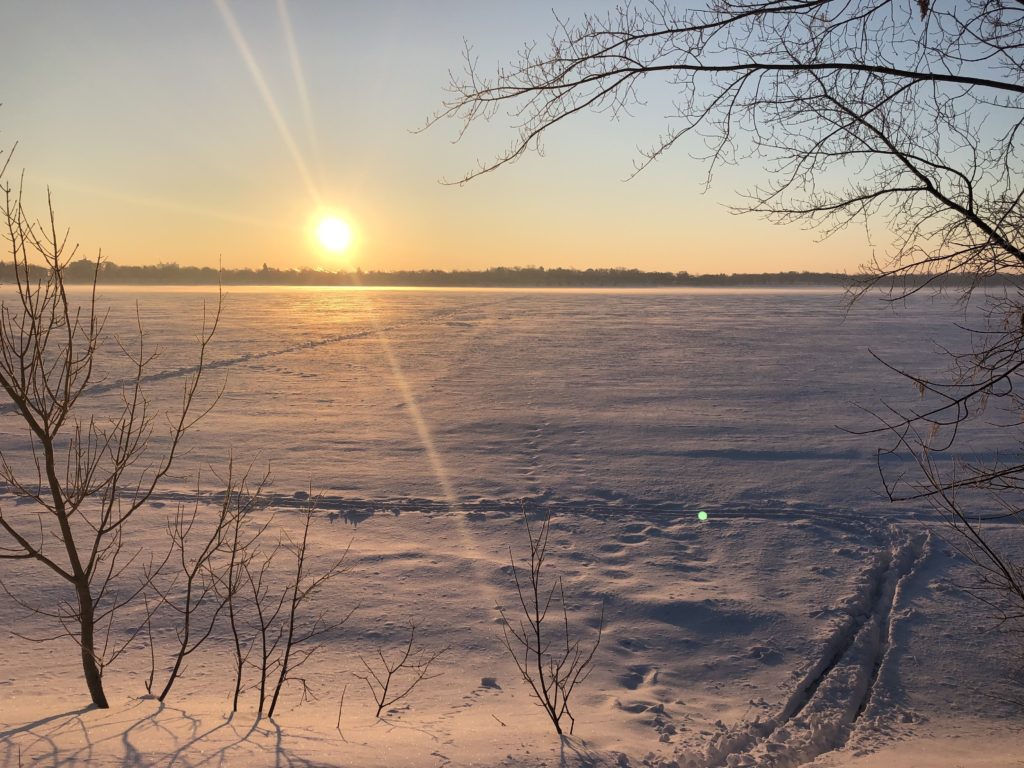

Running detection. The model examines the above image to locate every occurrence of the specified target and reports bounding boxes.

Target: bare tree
[233,498,352,719]
[498,510,602,736]
[141,459,271,703]
[216,464,273,713]
[145,462,266,704]
[137,474,349,716]
[0,158,220,708]
[265,502,352,719]
[245,540,288,717]
[355,624,449,718]
[431,0,1024,637]
[432,0,1024,286]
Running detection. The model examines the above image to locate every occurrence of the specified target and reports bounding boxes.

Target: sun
[316,216,352,252]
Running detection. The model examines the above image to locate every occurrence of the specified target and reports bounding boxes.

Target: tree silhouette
[0,149,220,707]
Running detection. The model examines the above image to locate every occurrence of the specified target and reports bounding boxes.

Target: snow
[1,287,1022,766]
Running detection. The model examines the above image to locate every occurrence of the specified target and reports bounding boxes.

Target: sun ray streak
[277,0,323,177]
[362,296,499,615]
[375,334,459,507]
[215,0,320,204]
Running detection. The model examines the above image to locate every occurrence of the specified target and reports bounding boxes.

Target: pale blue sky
[0,1,867,272]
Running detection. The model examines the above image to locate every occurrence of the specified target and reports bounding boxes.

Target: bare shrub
[224,497,353,719]
[143,461,270,704]
[217,465,273,713]
[498,510,603,735]
[139,482,351,717]
[355,624,449,718]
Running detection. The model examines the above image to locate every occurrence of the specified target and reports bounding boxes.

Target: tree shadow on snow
[0,706,95,740]
[0,702,335,767]
[559,734,623,768]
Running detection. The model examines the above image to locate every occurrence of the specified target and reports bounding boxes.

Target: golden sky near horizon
[0,1,872,274]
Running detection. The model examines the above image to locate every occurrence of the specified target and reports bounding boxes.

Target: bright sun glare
[316,216,352,252]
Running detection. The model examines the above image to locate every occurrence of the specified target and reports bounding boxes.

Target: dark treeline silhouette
[0,260,1016,288]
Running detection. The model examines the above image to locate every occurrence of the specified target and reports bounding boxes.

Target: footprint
[618,533,647,544]
[603,568,631,579]
[617,699,661,714]
[618,664,658,690]
[617,637,649,652]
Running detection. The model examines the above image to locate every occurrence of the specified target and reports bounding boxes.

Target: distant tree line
[0,259,1016,288]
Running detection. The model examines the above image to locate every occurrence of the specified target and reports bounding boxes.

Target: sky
[0,1,870,274]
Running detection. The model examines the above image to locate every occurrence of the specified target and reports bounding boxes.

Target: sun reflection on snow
[362,302,499,612]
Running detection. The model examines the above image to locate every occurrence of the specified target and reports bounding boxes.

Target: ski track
[0,299,510,416]
[691,526,930,768]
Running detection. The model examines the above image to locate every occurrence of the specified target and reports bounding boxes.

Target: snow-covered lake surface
[1,287,1022,767]
[16,285,990,514]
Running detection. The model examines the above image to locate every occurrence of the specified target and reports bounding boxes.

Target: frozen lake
[7,285,990,518]
[2,285,1021,767]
